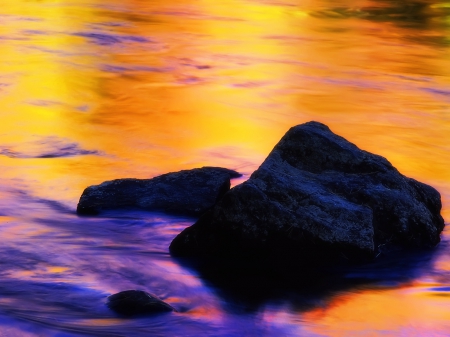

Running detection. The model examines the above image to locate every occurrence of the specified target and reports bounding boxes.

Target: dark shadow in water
[314,0,450,39]
[173,243,444,313]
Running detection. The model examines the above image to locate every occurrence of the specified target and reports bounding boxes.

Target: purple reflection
[421,87,450,98]
[73,32,149,46]
[25,99,61,107]
[101,64,166,73]
[0,136,102,158]
[21,30,47,35]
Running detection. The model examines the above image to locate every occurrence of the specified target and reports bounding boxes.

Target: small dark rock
[107,290,176,316]
[170,121,445,266]
[77,166,241,216]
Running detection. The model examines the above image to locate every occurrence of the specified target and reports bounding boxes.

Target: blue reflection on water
[73,32,149,46]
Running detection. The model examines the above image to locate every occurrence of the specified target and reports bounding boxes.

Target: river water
[0,0,449,336]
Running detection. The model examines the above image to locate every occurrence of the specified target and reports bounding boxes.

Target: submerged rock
[170,122,445,266]
[77,167,241,216]
[107,290,176,316]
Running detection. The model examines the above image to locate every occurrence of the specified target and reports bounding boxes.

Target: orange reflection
[47,266,70,274]
[302,284,450,336]
[0,0,447,220]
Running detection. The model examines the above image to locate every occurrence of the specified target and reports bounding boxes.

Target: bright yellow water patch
[0,1,448,209]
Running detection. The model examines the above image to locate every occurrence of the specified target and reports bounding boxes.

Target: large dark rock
[77,167,241,216]
[170,122,445,266]
[107,290,176,316]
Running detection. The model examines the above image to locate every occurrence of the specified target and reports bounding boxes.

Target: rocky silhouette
[77,167,241,216]
[170,122,444,266]
[107,290,176,316]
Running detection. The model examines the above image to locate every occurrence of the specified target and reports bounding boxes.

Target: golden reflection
[302,284,450,336]
[0,0,106,205]
[0,0,448,219]
[47,266,70,274]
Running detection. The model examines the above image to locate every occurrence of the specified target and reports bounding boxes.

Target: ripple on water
[0,136,102,158]
[73,32,149,46]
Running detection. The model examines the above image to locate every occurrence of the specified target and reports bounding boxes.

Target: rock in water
[170,122,445,265]
[107,290,176,316]
[77,167,241,216]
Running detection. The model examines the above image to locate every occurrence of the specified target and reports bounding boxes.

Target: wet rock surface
[77,167,241,216]
[107,290,176,316]
[170,121,445,266]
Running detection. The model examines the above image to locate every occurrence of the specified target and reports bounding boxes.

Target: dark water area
[1,0,450,336]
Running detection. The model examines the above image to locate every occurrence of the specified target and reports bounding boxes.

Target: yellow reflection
[0,1,104,204]
[0,0,447,221]
[47,266,69,274]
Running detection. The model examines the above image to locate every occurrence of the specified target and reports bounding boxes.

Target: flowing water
[0,0,449,335]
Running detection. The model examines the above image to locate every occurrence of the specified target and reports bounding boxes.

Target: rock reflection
[172,245,440,314]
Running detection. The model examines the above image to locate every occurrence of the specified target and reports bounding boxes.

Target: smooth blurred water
[0,0,449,336]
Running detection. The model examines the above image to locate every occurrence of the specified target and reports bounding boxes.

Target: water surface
[0,0,449,336]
